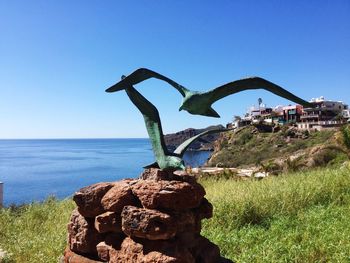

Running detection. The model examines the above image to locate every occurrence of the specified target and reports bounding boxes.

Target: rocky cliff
[164,125,225,152]
[207,125,350,174]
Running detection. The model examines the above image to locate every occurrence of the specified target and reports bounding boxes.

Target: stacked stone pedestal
[64,168,232,263]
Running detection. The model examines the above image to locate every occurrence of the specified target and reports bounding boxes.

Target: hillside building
[343,109,350,122]
[297,97,348,130]
[243,104,273,124]
[230,97,349,131]
[283,105,303,124]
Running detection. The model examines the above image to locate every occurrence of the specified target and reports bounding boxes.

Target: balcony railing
[301,120,345,126]
[300,114,319,119]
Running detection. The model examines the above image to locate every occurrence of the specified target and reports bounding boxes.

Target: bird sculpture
[122,83,229,170]
[106,68,313,118]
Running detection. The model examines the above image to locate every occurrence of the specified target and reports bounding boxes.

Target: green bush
[312,148,342,167]
[235,130,253,145]
[341,124,350,149]
[260,160,283,175]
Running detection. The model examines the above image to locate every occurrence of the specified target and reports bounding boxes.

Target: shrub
[260,160,282,175]
[235,130,253,145]
[312,148,342,167]
[341,125,350,150]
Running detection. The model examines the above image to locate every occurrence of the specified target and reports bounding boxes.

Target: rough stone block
[95,211,122,234]
[109,237,195,263]
[64,247,104,263]
[101,180,138,213]
[140,168,196,183]
[68,209,104,255]
[121,206,176,240]
[194,198,213,220]
[73,182,114,217]
[190,236,221,263]
[131,180,205,211]
[96,233,124,261]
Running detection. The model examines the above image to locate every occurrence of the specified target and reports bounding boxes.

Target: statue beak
[178,106,183,111]
[180,163,186,170]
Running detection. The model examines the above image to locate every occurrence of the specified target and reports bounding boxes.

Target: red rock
[173,170,197,183]
[190,236,221,263]
[194,198,213,220]
[140,168,173,181]
[174,210,198,233]
[131,180,205,211]
[140,168,196,183]
[68,209,103,255]
[220,257,234,263]
[109,237,195,263]
[172,210,201,248]
[121,206,176,240]
[73,182,114,217]
[101,180,138,213]
[96,242,110,262]
[94,211,122,233]
[96,233,124,261]
[64,247,103,263]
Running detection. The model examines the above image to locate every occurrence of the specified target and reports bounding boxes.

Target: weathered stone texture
[73,182,114,217]
[195,197,213,220]
[190,236,221,263]
[64,247,104,263]
[140,168,196,183]
[64,169,233,263]
[94,211,122,233]
[122,206,176,240]
[101,180,138,212]
[109,237,195,263]
[67,209,103,255]
[131,180,205,210]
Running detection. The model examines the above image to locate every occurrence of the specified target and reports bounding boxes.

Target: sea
[0,139,211,206]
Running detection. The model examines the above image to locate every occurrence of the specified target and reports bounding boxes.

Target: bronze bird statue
[106,68,313,118]
[122,82,229,170]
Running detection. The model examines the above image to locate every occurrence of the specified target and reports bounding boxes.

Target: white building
[343,109,350,122]
[298,96,349,130]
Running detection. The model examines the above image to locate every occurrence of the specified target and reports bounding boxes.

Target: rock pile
[63,168,232,263]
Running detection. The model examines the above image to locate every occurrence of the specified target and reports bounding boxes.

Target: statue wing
[173,128,231,157]
[106,68,189,97]
[204,77,313,107]
[124,85,171,160]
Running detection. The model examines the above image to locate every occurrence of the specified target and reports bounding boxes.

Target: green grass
[201,166,350,262]
[0,166,349,262]
[0,197,75,262]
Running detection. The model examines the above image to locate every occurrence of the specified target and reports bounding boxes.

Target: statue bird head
[179,92,220,118]
[161,156,186,171]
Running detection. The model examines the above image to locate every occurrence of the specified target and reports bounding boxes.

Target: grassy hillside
[208,125,350,174]
[1,165,350,262]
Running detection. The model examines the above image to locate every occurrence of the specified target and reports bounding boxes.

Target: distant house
[244,104,273,124]
[343,109,350,123]
[271,105,285,124]
[297,96,348,130]
[283,105,303,124]
[230,96,349,131]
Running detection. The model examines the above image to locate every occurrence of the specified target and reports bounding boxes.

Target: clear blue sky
[0,0,349,138]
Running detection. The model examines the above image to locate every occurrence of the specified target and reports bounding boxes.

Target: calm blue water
[0,139,210,206]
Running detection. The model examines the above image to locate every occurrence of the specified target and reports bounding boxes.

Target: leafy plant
[341,125,350,150]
